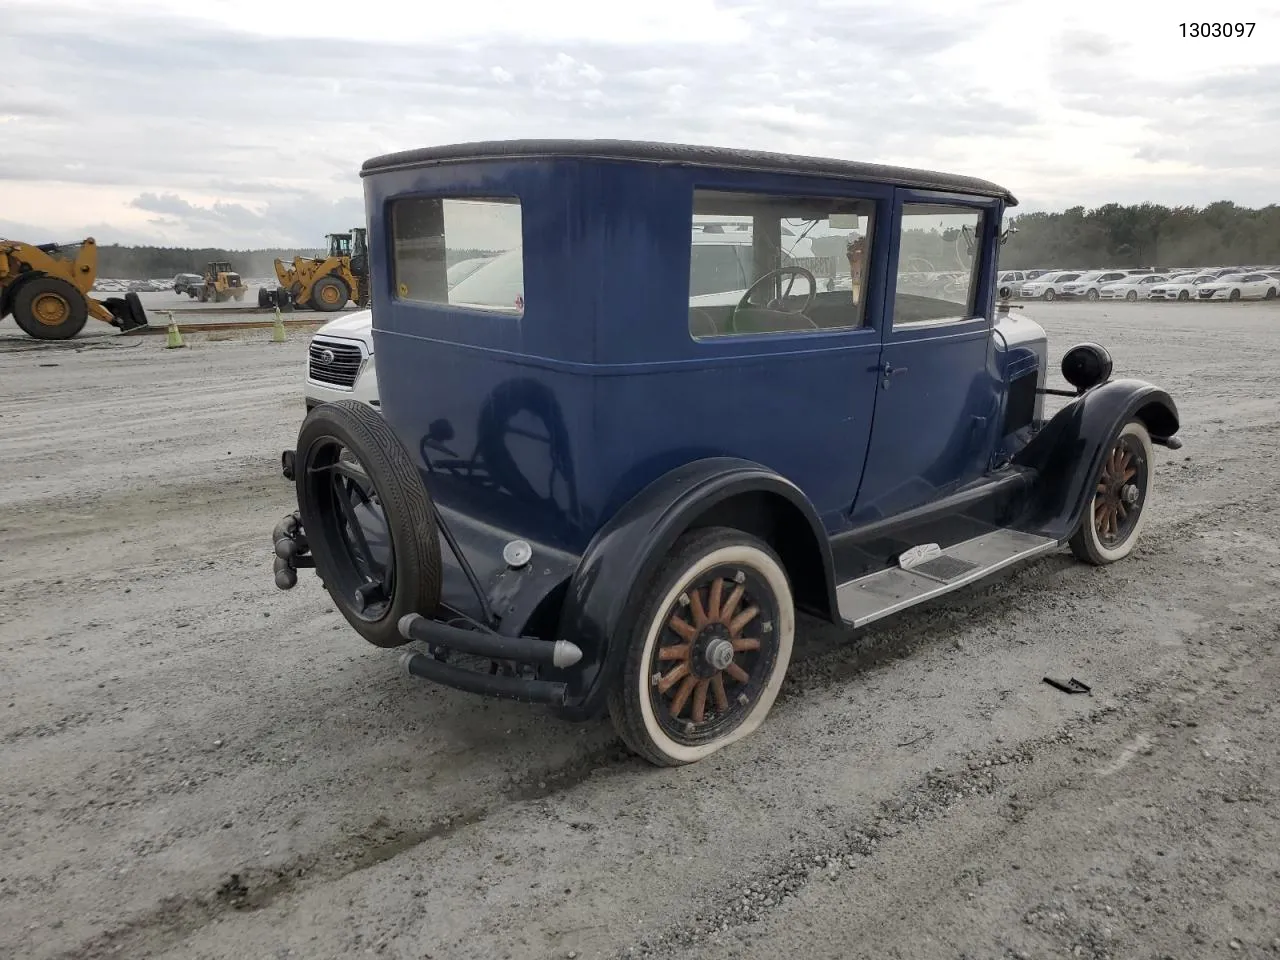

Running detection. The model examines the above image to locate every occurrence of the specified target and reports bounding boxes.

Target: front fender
[551,457,835,721]
[1012,378,1179,541]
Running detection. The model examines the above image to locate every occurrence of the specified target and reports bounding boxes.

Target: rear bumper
[397,614,579,704]
[401,652,568,703]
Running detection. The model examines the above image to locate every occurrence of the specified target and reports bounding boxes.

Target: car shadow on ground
[370,551,1080,776]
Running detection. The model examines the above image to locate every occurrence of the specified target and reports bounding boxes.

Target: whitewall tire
[608,527,795,767]
[1069,420,1155,565]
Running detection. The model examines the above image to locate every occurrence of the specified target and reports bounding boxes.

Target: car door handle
[880,362,908,387]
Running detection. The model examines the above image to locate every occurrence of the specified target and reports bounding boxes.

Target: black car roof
[360,139,1018,205]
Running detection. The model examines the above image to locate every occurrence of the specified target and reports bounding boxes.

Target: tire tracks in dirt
[49,740,637,960]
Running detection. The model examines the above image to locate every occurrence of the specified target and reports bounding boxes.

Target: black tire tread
[12,276,89,340]
[295,400,443,647]
[607,525,783,767]
[312,276,349,312]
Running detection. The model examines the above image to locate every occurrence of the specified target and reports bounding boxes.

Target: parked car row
[92,277,172,294]
[1000,265,1280,302]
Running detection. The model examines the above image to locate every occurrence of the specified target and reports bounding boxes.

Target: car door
[850,192,1001,523]
[1051,272,1080,294]
[1241,273,1268,298]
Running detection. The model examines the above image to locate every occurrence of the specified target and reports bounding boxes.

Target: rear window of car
[390,196,524,315]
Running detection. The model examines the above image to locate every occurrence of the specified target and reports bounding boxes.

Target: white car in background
[305,309,377,411]
[1196,273,1280,302]
[997,270,1030,294]
[1019,271,1083,301]
[1147,274,1215,301]
[1057,270,1129,301]
[1098,274,1169,301]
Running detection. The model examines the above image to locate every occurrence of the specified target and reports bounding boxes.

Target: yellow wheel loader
[0,237,148,340]
[198,261,248,303]
[263,228,369,312]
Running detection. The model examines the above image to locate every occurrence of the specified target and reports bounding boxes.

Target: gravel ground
[1,301,1278,960]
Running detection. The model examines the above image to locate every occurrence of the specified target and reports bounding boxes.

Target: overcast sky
[3,0,1278,248]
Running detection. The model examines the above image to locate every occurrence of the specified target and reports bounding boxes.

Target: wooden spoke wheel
[610,527,795,766]
[1070,420,1154,565]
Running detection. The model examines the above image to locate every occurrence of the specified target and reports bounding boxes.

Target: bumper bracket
[400,652,568,704]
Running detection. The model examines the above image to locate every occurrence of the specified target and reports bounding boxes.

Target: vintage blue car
[271,140,1181,767]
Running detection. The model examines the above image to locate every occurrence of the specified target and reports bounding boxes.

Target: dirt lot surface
[2,302,1278,960]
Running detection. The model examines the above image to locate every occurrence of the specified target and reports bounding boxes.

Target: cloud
[1,0,1278,247]
[121,192,366,247]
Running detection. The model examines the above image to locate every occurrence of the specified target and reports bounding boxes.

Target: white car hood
[313,309,374,351]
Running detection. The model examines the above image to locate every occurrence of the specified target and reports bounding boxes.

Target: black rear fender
[551,457,834,720]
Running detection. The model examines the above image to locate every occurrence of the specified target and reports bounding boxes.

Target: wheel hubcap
[649,567,777,743]
[34,293,70,325]
[704,636,734,672]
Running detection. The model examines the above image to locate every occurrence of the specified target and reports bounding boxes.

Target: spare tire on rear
[294,400,443,647]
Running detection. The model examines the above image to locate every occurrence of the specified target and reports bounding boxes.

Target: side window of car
[688,189,877,339]
[689,244,748,297]
[893,203,985,326]
[391,196,524,315]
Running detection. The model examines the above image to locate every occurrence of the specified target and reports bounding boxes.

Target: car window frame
[685,185,883,342]
[886,190,999,331]
[387,193,526,318]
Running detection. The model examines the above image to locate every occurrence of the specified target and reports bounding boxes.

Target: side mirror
[1061,342,1113,394]
[998,285,1013,300]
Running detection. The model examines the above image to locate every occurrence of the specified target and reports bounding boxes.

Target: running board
[836,529,1060,629]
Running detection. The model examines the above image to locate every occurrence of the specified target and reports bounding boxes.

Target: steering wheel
[736,265,817,315]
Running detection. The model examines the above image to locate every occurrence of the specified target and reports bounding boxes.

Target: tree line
[1001,201,1280,270]
[96,245,325,281]
[91,201,1280,279]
